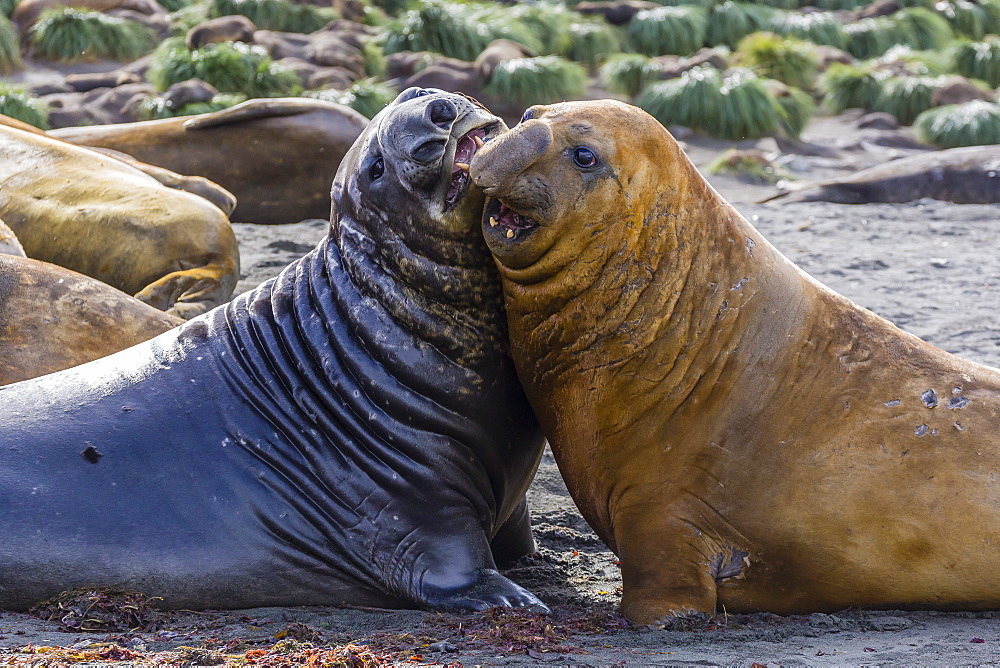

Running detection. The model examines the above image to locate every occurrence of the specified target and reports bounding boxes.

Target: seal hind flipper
[135,262,238,319]
[183,99,349,131]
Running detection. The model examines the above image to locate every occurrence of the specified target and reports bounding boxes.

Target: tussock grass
[915,99,1000,147]
[1,0,18,17]
[508,2,573,54]
[306,79,397,118]
[844,17,910,60]
[705,2,777,49]
[483,55,586,107]
[875,44,953,76]
[158,0,198,12]
[769,10,846,48]
[168,2,209,34]
[951,36,1000,88]
[895,7,953,50]
[29,8,158,61]
[210,0,336,33]
[812,0,868,8]
[0,84,48,128]
[820,62,888,112]
[600,53,659,98]
[628,5,707,57]
[139,92,245,119]
[383,0,539,62]
[871,74,944,124]
[0,14,20,74]
[148,37,301,97]
[736,31,818,90]
[636,65,784,140]
[766,79,815,137]
[707,148,788,184]
[563,21,620,69]
[934,0,1000,40]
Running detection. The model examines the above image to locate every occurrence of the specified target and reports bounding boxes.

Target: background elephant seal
[0,124,239,319]
[0,218,24,257]
[52,98,369,224]
[763,145,1000,204]
[0,89,548,614]
[0,255,180,386]
[471,99,1000,623]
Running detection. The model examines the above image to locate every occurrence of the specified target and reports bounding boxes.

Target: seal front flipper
[489,496,537,567]
[423,568,550,614]
[183,99,328,130]
[615,509,719,623]
[135,262,239,319]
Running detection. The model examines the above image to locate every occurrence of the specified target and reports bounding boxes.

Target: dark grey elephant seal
[0,89,548,613]
[763,145,1000,204]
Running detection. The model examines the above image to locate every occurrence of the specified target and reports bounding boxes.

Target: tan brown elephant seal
[0,219,24,257]
[471,99,1000,623]
[52,98,369,224]
[0,255,180,386]
[0,124,239,318]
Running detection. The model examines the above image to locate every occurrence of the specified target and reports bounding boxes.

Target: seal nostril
[412,139,447,163]
[428,99,457,129]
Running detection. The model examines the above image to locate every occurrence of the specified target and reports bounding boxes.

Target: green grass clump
[843,17,909,60]
[158,0,198,12]
[600,53,659,98]
[705,2,777,49]
[306,79,397,118]
[894,7,954,50]
[951,36,1000,88]
[736,31,818,90]
[934,0,1000,40]
[769,10,845,48]
[628,5,707,57]
[0,84,48,128]
[168,2,209,34]
[383,0,539,62]
[915,99,1000,147]
[871,75,943,124]
[563,21,620,69]
[1,0,17,17]
[875,44,952,76]
[707,148,788,184]
[148,37,301,97]
[508,2,573,54]
[821,62,888,112]
[0,14,20,73]
[362,38,386,76]
[139,92,245,119]
[767,79,815,136]
[483,55,586,107]
[636,65,784,139]
[29,8,158,61]
[210,0,336,33]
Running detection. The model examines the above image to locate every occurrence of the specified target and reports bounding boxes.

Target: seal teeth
[506,229,514,238]
[490,216,499,227]
[474,136,484,148]
[455,162,470,172]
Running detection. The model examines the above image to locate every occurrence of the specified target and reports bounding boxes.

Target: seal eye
[415,89,431,97]
[520,108,534,123]
[572,146,597,169]
[369,157,384,181]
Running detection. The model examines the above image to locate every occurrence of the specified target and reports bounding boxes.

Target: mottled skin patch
[471,99,1000,623]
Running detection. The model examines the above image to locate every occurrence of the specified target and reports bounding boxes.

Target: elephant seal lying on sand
[763,144,1000,204]
[471,99,1000,623]
[0,89,548,614]
[52,98,369,224]
[0,124,239,319]
[0,255,180,386]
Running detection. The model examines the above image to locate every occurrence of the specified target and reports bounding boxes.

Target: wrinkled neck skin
[499,148,818,548]
[333,194,510,375]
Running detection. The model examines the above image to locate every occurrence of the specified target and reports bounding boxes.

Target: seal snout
[428,99,458,129]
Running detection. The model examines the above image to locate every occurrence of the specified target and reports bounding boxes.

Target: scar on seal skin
[0,89,547,615]
[471,99,1000,623]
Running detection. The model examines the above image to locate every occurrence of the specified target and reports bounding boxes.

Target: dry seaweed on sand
[28,588,164,633]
